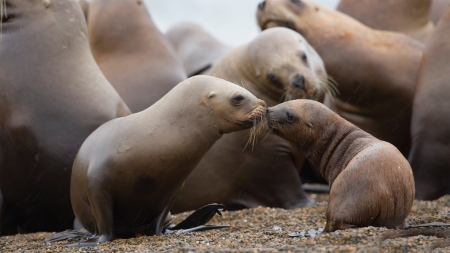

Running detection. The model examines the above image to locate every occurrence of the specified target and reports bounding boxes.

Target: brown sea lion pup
[0,0,130,235]
[257,0,424,157]
[171,27,333,214]
[166,22,231,77]
[337,0,433,43]
[431,0,450,24]
[70,76,267,245]
[267,100,415,232]
[88,0,187,113]
[79,0,89,23]
[409,7,450,200]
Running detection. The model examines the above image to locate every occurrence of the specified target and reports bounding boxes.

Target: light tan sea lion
[71,76,267,245]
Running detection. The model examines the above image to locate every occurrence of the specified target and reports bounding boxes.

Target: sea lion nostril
[258,1,266,10]
[291,74,306,90]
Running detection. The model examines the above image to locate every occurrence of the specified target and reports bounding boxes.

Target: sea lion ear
[208,91,217,99]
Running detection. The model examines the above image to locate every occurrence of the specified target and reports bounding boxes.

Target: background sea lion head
[189,76,267,134]
[256,0,326,36]
[266,99,333,147]
[249,27,328,101]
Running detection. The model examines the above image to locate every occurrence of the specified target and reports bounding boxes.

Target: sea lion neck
[1,0,85,36]
[140,81,224,142]
[301,117,374,187]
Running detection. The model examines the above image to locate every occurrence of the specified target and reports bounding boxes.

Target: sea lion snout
[246,99,267,122]
[290,74,305,90]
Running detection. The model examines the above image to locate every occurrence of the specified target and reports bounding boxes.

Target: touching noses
[290,74,306,90]
[258,0,266,10]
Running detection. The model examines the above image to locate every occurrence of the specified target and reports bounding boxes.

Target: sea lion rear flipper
[166,203,230,233]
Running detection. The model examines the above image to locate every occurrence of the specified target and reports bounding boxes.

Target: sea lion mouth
[243,103,267,126]
[262,19,296,31]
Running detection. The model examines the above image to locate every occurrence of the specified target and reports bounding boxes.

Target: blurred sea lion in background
[79,0,89,23]
[431,0,450,24]
[409,7,450,200]
[0,0,130,235]
[337,0,433,43]
[257,0,424,158]
[172,27,332,214]
[88,0,187,113]
[267,100,415,232]
[166,23,231,77]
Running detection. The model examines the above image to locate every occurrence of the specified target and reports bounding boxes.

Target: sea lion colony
[0,0,448,247]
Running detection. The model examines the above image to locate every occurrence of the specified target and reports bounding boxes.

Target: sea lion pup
[171,27,332,214]
[166,22,231,77]
[267,100,415,232]
[431,0,450,24]
[0,0,130,235]
[70,76,267,245]
[337,0,434,43]
[257,0,424,157]
[409,7,450,200]
[88,0,187,113]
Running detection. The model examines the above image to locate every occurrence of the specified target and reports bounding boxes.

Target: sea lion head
[266,99,333,147]
[194,76,267,134]
[256,0,325,36]
[249,27,328,101]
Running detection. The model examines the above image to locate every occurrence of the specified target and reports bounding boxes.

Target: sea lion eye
[286,112,294,121]
[301,53,308,63]
[291,0,302,5]
[232,95,245,105]
[267,72,277,82]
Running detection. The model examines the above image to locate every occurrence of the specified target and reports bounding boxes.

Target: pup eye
[232,95,245,105]
[291,0,302,4]
[286,112,294,121]
[267,72,277,82]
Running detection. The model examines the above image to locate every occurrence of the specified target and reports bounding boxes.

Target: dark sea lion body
[409,7,450,200]
[166,23,231,77]
[71,76,267,244]
[337,0,433,43]
[0,0,130,234]
[88,0,187,113]
[267,100,415,232]
[172,28,328,213]
[257,0,424,157]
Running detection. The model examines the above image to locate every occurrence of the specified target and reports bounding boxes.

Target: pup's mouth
[266,111,280,134]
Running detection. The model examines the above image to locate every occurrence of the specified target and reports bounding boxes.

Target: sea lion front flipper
[45,230,93,242]
[166,203,230,233]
